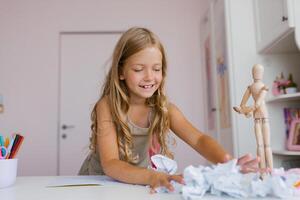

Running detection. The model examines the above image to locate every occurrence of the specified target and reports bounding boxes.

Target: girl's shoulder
[166,101,178,109]
[166,102,187,127]
[166,102,182,115]
[97,96,109,109]
[96,96,112,119]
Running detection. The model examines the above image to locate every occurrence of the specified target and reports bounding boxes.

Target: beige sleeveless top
[78,116,152,175]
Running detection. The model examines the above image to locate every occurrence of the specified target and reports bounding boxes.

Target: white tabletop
[0,176,298,200]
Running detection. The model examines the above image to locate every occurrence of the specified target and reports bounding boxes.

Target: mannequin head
[252,64,264,80]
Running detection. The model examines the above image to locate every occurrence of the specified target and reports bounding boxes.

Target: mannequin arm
[233,87,253,117]
[255,86,268,109]
[239,86,251,107]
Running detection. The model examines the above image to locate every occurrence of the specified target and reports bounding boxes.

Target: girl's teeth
[142,85,153,88]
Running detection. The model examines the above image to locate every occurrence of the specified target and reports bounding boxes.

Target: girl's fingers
[237,154,252,165]
[239,157,274,174]
[149,182,159,194]
[162,178,174,191]
[149,173,186,194]
[240,166,257,173]
[150,188,156,194]
[240,167,252,173]
[149,175,182,193]
[149,182,173,193]
[241,166,271,174]
[238,155,263,173]
[169,175,185,184]
[257,167,272,174]
[223,154,232,163]
[244,157,260,167]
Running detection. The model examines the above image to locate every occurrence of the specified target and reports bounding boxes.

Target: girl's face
[120,46,163,103]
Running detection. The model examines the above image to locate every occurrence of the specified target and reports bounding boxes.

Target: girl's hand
[237,154,271,174]
[148,171,184,193]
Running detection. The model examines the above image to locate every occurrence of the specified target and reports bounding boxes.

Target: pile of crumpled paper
[150,154,300,199]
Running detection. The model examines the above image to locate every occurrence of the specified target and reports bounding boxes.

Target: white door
[213,0,233,155]
[201,4,219,141]
[59,32,121,175]
[201,0,233,156]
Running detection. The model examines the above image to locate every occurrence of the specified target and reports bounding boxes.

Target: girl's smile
[139,84,155,89]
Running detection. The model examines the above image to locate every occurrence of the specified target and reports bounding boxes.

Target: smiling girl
[79,27,261,192]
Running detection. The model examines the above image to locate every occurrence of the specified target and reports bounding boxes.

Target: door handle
[282,16,288,22]
[61,124,75,130]
[61,133,67,139]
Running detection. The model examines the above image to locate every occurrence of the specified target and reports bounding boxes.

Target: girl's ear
[119,65,125,80]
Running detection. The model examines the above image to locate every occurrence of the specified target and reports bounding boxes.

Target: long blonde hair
[89,27,172,163]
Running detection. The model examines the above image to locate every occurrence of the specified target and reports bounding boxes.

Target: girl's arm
[168,103,263,173]
[168,103,230,164]
[96,97,183,190]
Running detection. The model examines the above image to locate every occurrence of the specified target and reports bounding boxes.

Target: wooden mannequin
[233,64,273,171]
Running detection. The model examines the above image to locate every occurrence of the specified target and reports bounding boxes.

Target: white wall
[0,0,210,175]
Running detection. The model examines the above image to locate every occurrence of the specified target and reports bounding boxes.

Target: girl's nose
[144,69,154,80]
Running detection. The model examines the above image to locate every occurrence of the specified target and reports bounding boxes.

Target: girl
[79,27,262,192]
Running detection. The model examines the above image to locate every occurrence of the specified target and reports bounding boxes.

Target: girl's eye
[133,68,143,72]
[153,64,162,72]
[153,66,162,72]
[132,65,143,72]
